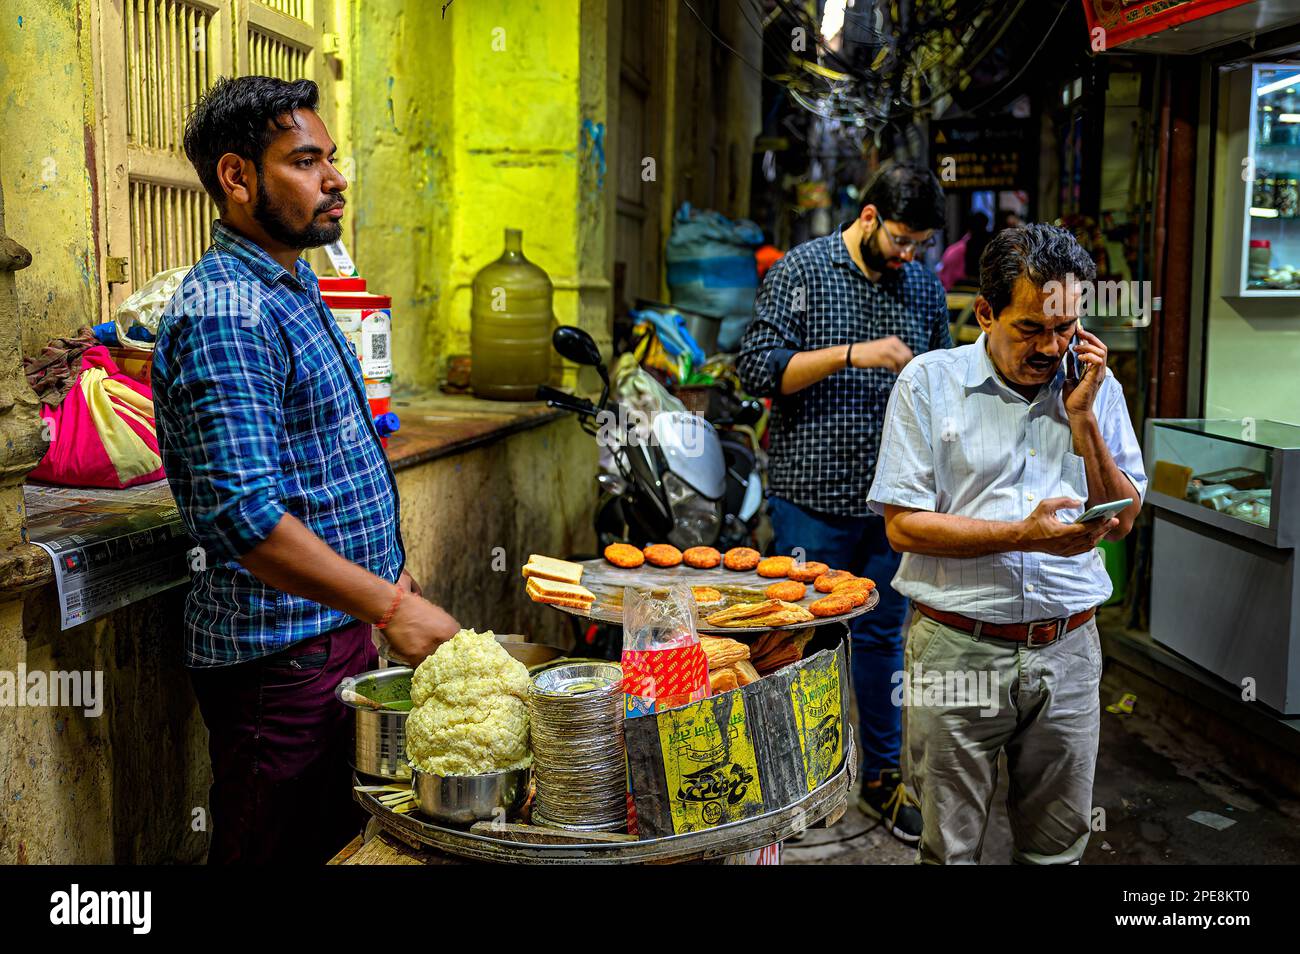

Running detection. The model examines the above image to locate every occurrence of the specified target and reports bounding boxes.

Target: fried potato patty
[756,556,795,578]
[642,543,684,567]
[764,580,807,601]
[604,543,644,568]
[809,593,856,617]
[814,569,857,592]
[723,547,761,571]
[683,546,722,569]
[787,561,830,583]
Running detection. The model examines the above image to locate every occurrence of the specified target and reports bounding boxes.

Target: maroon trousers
[190,620,378,864]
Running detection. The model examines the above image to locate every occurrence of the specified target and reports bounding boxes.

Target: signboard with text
[1081,0,1254,50]
[930,118,1035,193]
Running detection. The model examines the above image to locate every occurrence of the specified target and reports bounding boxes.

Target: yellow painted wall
[0,2,101,353]
[346,0,611,395]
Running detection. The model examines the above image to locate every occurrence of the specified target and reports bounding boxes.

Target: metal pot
[336,666,413,781]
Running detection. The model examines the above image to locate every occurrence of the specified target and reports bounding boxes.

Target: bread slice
[525,577,595,610]
[522,554,584,585]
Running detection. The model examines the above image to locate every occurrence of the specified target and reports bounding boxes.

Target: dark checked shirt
[738,223,951,517]
[154,221,404,668]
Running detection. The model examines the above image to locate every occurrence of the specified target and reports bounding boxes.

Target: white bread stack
[522,555,595,611]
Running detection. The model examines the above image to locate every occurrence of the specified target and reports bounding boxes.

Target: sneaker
[857,769,922,844]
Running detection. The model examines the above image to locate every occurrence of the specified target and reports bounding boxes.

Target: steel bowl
[410,765,532,826]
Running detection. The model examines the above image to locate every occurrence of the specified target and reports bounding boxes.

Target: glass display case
[1146,418,1300,714]
[1242,64,1300,294]
[1146,418,1300,546]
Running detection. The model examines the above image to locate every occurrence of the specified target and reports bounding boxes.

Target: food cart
[337,556,874,865]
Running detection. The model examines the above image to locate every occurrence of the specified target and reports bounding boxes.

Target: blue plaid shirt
[154,221,404,668]
[738,223,951,517]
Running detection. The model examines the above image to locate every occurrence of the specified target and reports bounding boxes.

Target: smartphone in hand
[1074,498,1134,523]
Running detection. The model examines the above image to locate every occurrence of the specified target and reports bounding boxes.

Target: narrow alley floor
[785,696,1300,865]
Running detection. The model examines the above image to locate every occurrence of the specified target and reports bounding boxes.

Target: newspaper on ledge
[25,480,194,630]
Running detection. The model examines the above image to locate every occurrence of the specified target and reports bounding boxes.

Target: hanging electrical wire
[700,0,1062,128]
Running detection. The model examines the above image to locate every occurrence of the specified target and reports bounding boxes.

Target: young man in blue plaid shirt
[738,165,950,844]
[154,76,459,864]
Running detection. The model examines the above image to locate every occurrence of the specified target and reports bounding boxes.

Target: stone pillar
[0,152,61,864]
[0,191,44,545]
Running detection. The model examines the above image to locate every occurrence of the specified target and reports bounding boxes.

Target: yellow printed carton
[624,631,851,839]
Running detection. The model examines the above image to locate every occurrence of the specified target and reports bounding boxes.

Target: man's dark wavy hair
[183,75,320,210]
[861,162,947,232]
[978,223,1098,316]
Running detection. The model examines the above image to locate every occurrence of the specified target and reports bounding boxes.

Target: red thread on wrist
[375,583,403,630]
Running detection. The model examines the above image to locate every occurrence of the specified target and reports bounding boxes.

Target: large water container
[470,228,553,400]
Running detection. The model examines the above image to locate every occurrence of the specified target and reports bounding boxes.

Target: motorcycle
[537,326,764,656]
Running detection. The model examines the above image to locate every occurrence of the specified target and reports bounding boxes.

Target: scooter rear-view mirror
[552,325,603,369]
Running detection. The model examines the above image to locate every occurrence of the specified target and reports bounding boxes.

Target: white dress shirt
[867,334,1147,623]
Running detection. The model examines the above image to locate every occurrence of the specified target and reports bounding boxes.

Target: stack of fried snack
[703,599,814,629]
[522,555,595,613]
[700,636,761,694]
[747,629,815,675]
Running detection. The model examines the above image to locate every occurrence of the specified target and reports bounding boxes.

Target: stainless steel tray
[354,734,855,865]
[543,557,879,633]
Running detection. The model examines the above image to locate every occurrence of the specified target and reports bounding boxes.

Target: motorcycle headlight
[663,472,721,548]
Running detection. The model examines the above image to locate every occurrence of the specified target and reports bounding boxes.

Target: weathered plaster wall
[345,0,455,395]
[348,0,612,394]
[395,415,596,646]
[0,2,101,351]
[0,417,593,863]
[1,586,209,864]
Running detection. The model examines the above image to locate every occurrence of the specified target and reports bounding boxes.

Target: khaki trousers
[900,610,1102,864]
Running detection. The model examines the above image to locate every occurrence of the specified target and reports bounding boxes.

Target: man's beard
[253,180,343,249]
[859,225,902,278]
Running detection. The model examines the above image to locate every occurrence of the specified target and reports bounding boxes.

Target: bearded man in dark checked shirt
[738,164,950,844]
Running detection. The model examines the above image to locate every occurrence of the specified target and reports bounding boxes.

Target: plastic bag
[621,584,710,718]
[28,346,165,488]
[114,266,191,351]
[666,203,763,352]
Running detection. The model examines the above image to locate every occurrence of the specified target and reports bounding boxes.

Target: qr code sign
[369,333,388,361]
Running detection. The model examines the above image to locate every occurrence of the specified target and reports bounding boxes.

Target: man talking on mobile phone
[738,163,950,844]
[868,224,1146,864]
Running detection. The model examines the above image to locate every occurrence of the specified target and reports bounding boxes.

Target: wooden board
[543,558,879,633]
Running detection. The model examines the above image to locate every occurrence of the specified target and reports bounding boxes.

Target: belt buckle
[1026,618,1066,648]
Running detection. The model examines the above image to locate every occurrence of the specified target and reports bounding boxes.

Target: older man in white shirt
[867,223,1146,864]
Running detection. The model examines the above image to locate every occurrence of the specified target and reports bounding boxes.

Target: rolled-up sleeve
[868,364,937,514]
[737,255,806,397]
[159,280,289,561]
[1098,371,1148,503]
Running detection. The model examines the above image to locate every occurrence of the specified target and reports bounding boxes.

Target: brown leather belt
[914,602,1096,648]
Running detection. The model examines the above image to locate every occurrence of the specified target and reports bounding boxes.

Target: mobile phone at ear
[1066,330,1082,382]
[1074,498,1133,523]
